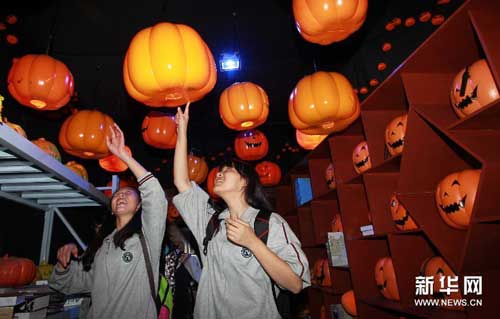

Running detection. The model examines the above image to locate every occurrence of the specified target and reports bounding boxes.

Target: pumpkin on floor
[0,256,37,287]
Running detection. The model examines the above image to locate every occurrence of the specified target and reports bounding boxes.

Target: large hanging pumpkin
[385,114,408,156]
[435,169,481,230]
[99,146,132,173]
[103,177,139,198]
[59,110,115,159]
[293,0,368,45]
[289,71,360,135]
[312,258,331,287]
[188,155,208,184]
[450,59,499,118]
[65,161,88,181]
[31,138,61,162]
[421,256,464,311]
[4,117,27,138]
[7,54,74,111]
[341,290,357,317]
[374,257,400,301]
[255,161,282,186]
[325,163,336,189]
[141,112,177,150]
[0,256,37,287]
[352,141,371,174]
[390,194,417,231]
[123,22,217,107]
[296,129,327,150]
[234,129,269,161]
[219,82,269,131]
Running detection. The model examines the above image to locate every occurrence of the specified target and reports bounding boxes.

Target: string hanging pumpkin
[234,129,269,161]
[4,117,27,138]
[188,155,208,184]
[99,146,132,173]
[31,137,61,162]
[141,112,177,150]
[255,161,281,186]
[65,161,89,181]
[296,130,327,150]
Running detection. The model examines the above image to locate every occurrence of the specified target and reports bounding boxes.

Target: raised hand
[105,123,130,161]
[56,243,79,269]
[175,102,190,135]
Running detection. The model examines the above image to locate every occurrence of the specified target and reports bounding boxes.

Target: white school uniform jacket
[173,182,311,319]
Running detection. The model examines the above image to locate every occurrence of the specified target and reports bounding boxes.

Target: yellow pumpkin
[4,117,27,138]
[65,161,89,181]
[31,138,61,162]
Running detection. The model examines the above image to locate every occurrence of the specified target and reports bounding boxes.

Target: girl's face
[213,166,247,196]
[111,187,141,217]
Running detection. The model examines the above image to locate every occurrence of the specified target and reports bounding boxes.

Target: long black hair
[82,187,142,271]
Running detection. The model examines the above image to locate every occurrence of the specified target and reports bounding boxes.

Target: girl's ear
[135,201,142,212]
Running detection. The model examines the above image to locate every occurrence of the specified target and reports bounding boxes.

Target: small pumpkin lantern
[421,256,464,311]
[296,130,327,150]
[435,169,481,229]
[431,15,445,26]
[4,117,27,138]
[289,71,360,135]
[341,290,357,317]
[188,155,208,184]
[312,259,331,287]
[59,110,115,159]
[404,17,416,27]
[123,22,217,107]
[385,113,408,156]
[293,0,368,45]
[390,194,417,231]
[32,138,61,162]
[103,177,139,198]
[352,141,371,174]
[167,205,181,223]
[220,82,269,130]
[325,163,336,189]
[377,62,387,71]
[450,59,499,118]
[206,167,219,198]
[234,129,269,161]
[142,112,177,150]
[331,213,343,232]
[419,12,432,22]
[99,146,132,173]
[7,54,74,111]
[255,161,281,186]
[65,161,88,181]
[374,257,400,301]
[382,42,392,52]
[36,261,54,281]
[0,256,37,287]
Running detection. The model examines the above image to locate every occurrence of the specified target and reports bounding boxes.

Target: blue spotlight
[219,52,240,72]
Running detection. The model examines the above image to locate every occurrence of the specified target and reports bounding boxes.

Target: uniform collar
[218,206,259,223]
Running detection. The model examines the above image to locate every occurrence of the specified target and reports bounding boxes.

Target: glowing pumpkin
[65,161,88,181]
[188,155,208,184]
[123,22,216,107]
[4,117,27,138]
[341,290,357,316]
[419,12,432,22]
[234,129,269,161]
[377,63,387,71]
[99,146,132,173]
[325,163,336,189]
[32,138,61,162]
[141,112,177,150]
[450,59,499,118]
[431,15,445,26]
[385,114,408,156]
[289,71,360,135]
[59,110,115,159]
[435,169,481,229]
[0,256,37,287]
[390,194,417,231]
[312,258,331,287]
[7,54,74,111]
[293,0,368,45]
[374,257,400,301]
[296,130,327,150]
[255,161,281,186]
[352,141,371,174]
[220,82,269,130]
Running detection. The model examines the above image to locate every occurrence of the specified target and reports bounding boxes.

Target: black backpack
[203,209,292,319]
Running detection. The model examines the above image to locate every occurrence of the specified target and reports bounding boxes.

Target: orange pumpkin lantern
[188,155,208,184]
[123,22,216,107]
[6,15,17,24]
[341,290,357,316]
[65,161,88,181]
[431,14,445,26]
[6,34,18,45]
[103,177,139,198]
[331,213,343,232]
[450,59,499,118]
[359,87,368,94]
[141,112,177,150]
[0,256,37,287]
[404,17,416,27]
[296,130,327,150]
[234,129,269,161]
[382,42,392,52]
[59,110,115,159]
[7,54,74,111]
[385,113,408,156]
[374,257,400,301]
[419,12,432,23]
[313,259,331,287]
[390,194,417,231]
[255,161,281,186]
[385,22,396,31]
[392,17,402,26]
[369,78,379,87]
[4,117,27,138]
[421,256,464,311]
[435,169,481,230]
[289,71,360,135]
[352,141,371,174]
[325,163,336,189]
[293,0,368,45]
[206,167,219,198]
[167,204,181,223]
[32,138,61,162]
[220,82,269,130]
[377,62,387,71]
[99,146,132,173]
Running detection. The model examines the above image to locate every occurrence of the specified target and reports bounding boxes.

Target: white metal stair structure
[0,122,112,263]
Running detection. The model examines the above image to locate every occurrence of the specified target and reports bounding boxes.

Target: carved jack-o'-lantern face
[385,114,408,156]
[234,129,269,161]
[255,161,281,186]
[331,213,343,232]
[421,256,464,311]
[450,59,499,118]
[352,141,371,174]
[390,195,418,231]
[325,163,336,189]
[435,169,481,230]
[374,257,400,301]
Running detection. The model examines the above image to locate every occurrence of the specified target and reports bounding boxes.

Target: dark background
[0,0,464,264]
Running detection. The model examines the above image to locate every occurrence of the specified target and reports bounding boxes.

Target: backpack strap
[202,212,221,255]
[139,230,162,315]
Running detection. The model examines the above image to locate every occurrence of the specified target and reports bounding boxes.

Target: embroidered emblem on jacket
[241,247,253,258]
[122,251,133,263]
